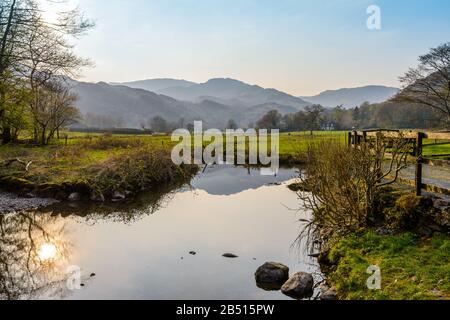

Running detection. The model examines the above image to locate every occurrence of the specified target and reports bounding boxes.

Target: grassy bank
[326,231,450,300]
[0,136,198,201]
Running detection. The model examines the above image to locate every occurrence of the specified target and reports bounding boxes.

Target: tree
[304,104,325,131]
[226,119,238,130]
[256,110,282,130]
[30,81,80,145]
[394,43,450,124]
[0,0,93,144]
[150,116,169,133]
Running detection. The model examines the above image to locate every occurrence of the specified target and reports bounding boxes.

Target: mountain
[156,78,310,108]
[69,80,297,129]
[301,85,399,108]
[112,79,197,93]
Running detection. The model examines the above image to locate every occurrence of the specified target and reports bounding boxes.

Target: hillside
[301,85,399,108]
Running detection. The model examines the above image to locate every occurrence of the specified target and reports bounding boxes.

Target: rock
[376,227,394,236]
[281,272,314,299]
[68,192,81,201]
[222,253,239,258]
[434,199,450,209]
[112,191,126,202]
[255,262,289,291]
[90,192,105,202]
[320,286,338,300]
[288,182,310,192]
[189,251,197,255]
[436,208,450,228]
[308,253,320,258]
[90,273,96,277]
[24,192,36,199]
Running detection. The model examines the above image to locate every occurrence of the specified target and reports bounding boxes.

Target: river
[0,165,321,300]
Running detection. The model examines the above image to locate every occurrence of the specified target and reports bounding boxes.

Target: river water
[0,165,321,300]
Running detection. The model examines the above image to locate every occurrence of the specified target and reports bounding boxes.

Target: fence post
[348,132,352,148]
[415,132,424,196]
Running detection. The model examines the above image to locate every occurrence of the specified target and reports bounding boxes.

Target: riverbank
[0,132,326,201]
[0,136,198,202]
[314,190,450,300]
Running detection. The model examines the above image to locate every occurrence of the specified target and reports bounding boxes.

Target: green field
[1,131,449,196]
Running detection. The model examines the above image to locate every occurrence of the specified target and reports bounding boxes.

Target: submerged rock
[281,272,314,299]
[222,253,239,258]
[255,262,289,291]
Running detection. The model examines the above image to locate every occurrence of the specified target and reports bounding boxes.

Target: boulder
[112,191,126,202]
[320,286,338,300]
[281,272,314,299]
[255,262,289,291]
[68,192,81,201]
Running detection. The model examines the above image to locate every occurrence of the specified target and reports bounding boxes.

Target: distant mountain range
[113,79,197,93]
[70,80,301,128]
[300,85,399,108]
[69,78,399,129]
[115,78,310,109]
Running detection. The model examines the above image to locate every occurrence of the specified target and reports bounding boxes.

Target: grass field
[1,130,449,200]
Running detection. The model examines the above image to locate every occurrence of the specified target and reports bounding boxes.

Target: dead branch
[2,158,33,171]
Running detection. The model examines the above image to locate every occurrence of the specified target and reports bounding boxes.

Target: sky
[39,0,450,96]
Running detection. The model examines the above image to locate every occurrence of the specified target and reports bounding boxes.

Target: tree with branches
[393,43,450,125]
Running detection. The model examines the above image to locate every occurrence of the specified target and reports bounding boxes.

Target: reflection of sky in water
[2,166,319,300]
[191,165,299,196]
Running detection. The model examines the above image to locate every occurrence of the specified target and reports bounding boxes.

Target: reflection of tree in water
[0,212,72,300]
[1,182,188,300]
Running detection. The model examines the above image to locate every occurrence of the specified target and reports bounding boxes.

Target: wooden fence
[349,129,450,197]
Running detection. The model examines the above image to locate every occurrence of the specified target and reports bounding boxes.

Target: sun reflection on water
[38,243,58,261]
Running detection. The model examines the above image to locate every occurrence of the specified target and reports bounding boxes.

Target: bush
[86,146,197,198]
[298,136,411,236]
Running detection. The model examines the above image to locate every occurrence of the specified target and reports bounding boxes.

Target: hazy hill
[157,78,310,108]
[113,79,196,93]
[301,85,399,108]
[70,81,298,129]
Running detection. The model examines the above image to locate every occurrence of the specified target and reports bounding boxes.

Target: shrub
[298,136,412,236]
[86,146,197,198]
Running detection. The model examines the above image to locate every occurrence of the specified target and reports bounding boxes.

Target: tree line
[256,43,450,131]
[0,0,93,144]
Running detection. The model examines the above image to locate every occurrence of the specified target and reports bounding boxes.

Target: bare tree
[31,81,80,145]
[393,43,450,124]
[0,0,93,143]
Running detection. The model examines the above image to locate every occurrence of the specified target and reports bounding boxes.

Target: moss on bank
[326,231,450,300]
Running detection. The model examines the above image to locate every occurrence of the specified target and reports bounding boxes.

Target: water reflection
[1,166,320,300]
[192,165,298,195]
[0,212,72,299]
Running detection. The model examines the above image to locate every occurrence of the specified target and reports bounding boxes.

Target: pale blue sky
[41,0,450,95]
